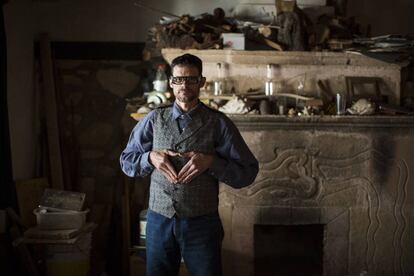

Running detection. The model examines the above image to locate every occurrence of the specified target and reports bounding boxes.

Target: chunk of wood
[264,38,284,51]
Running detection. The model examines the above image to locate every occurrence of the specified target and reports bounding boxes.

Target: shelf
[161,48,406,67]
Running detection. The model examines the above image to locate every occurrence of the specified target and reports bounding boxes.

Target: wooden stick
[133,1,180,18]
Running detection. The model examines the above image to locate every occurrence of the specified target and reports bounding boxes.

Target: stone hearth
[218,116,414,276]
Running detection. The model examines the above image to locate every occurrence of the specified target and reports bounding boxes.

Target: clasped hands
[149,150,214,184]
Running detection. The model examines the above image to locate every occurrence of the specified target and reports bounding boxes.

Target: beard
[175,89,199,103]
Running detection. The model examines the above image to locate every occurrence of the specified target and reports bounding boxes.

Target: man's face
[170,65,205,105]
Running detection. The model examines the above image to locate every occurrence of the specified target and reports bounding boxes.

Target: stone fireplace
[161,49,414,275]
[218,116,414,276]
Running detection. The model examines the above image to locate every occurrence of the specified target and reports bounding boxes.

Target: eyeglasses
[170,76,202,85]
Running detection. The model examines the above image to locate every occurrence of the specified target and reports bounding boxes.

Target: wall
[4,0,238,180]
[33,0,239,42]
[4,0,414,180]
[4,0,36,180]
[348,0,414,36]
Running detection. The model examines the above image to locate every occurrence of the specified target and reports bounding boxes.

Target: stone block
[324,237,348,276]
[290,206,321,225]
[231,233,254,259]
[219,205,233,242]
[232,206,258,234]
[323,208,349,238]
[258,206,292,225]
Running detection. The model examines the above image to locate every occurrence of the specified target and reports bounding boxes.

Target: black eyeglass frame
[170,76,203,85]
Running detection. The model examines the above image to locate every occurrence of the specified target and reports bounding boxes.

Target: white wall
[4,0,414,180]
[33,0,239,42]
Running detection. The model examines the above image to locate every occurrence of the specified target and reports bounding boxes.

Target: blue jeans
[145,209,224,276]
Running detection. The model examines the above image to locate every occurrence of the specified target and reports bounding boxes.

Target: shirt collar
[172,101,203,120]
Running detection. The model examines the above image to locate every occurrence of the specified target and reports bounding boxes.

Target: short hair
[170,54,203,76]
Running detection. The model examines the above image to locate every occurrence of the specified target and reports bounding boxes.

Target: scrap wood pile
[140,4,372,59]
[139,0,414,58]
[148,8,236,50]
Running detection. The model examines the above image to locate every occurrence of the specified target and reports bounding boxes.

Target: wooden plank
[39,33,64,190]
[15,178,49,227]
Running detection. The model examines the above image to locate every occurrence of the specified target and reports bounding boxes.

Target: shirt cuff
[208,155,227,180]
[140,151,155,174]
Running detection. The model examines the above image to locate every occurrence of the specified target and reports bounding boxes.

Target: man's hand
[149,151,178,183]
[177,152,214,184]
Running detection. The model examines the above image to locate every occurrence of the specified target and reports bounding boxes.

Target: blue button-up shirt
[120,102,259,188]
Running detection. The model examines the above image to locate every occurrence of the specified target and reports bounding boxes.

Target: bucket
[139,209,147,246]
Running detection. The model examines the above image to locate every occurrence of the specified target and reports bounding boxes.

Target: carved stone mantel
[229,114,414,129]
[219,115,414,276]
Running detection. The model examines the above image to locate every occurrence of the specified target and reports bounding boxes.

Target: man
[120,54,258,276]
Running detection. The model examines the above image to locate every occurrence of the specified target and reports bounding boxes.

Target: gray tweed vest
[149,104,220,218]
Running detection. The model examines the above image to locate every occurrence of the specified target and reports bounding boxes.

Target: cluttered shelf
[132,0,414,123]
[130,110,414,127]
[126,48,414,121]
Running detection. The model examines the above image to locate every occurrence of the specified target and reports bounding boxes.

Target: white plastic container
[34,208,89,230]
[222,33,245,50]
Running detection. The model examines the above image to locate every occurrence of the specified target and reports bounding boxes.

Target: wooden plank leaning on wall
[39,34,64,190]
